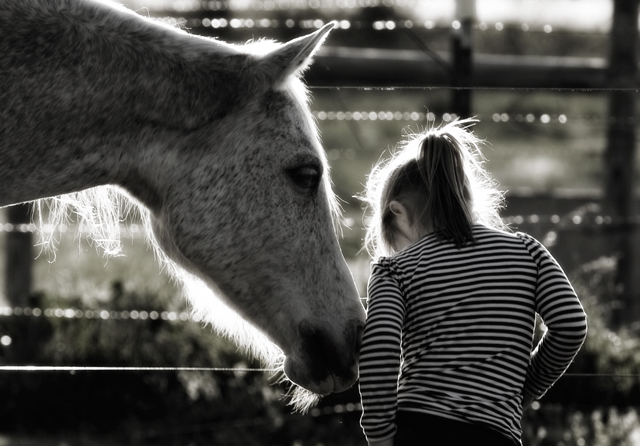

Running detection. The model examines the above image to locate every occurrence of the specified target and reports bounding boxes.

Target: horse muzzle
[283,318,363,395]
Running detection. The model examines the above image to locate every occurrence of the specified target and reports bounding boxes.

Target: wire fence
[0,365,276,373]
[2,212,640,235]
[132,0,611,34]
[2,0,637,427]
[0,303,636,379]
[0,4,637,446]
[153,16,610,34]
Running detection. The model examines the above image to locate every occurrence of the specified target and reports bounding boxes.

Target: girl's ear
[260,21,336,83]
[388,200,407,217]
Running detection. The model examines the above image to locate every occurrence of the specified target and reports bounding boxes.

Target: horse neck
[0,0,248,208]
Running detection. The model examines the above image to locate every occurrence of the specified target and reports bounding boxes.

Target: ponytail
[416,132,474,248]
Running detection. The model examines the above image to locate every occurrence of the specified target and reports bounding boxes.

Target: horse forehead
[258,85,321,149]
[166,82,322,197]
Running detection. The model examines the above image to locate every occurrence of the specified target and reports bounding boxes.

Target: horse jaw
[173,265,363,410]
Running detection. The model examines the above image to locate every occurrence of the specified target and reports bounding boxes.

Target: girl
[358,119,588,446]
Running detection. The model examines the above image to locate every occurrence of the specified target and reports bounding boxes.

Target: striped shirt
[359,225,588,444]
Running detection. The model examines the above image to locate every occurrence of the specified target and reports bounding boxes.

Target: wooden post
[604,0,639,328]
[5,203,33,307]
[452,0,475,118]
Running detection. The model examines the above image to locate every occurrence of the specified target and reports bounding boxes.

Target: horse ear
[261,21,336,82]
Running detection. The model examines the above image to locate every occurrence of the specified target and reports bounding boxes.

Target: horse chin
[283,356,335,400]
[283,354,357,397]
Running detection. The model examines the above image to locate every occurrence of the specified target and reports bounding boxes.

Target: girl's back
[360,225,587,444]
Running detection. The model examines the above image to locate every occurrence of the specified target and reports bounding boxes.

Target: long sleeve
[359,261,405,442]
[519,233,588,399]
[358,227,587,445]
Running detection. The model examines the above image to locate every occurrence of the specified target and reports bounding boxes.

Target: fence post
[5,204,33,307]
[451,0,475,118]
[604,0,639,328]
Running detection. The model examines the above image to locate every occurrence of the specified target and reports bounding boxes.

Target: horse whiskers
[278,379,322,414]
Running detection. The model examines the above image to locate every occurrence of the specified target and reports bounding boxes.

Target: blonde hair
[362,118,507,258]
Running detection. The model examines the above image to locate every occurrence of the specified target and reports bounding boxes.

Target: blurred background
[2,0,640,444]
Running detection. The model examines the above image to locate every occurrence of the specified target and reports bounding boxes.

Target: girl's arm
[522,389,536,411]
[369,439,395,446]
[359,262,405,444]
[520,234,588,400]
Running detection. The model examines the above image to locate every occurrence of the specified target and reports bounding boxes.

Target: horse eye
[288,165,321,190]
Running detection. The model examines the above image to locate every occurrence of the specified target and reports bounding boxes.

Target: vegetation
[0,285,365,445]
[2,254,640,445]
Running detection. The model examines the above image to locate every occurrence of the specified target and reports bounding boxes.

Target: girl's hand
[369,439,394,446]
[522,391,536,411]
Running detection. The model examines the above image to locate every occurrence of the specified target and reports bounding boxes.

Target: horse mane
[36,185,287,351]
[36,176,329,412]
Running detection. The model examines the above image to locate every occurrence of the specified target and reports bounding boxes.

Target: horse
[0,0,365,409]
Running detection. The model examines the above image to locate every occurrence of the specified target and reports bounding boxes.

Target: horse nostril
[298,320,320,347]
[298,320,335,360]
[298,319,363,382]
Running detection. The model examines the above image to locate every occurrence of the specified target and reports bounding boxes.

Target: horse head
[136,23,366,398]
[0,0,364,403]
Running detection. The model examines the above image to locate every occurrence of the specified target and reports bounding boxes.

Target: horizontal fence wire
[313,111,573,123]
[0,365,276,372]
[311,86,640,92]
[312,110,639,125]
[156,16,609,34]
[135,0,425,11]
[0,366,634,381]
[0,306,193,321]
[139,0,607,24]
[2,214,640,235]
[0,303,370,323]
[138,1,610,33]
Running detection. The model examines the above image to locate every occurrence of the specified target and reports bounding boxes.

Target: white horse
[0,0,365,408]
